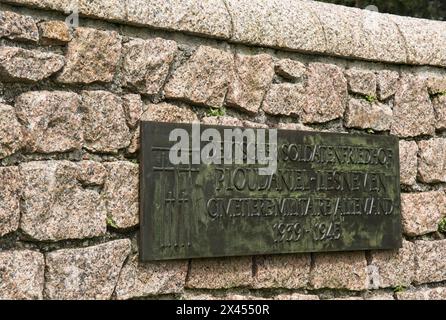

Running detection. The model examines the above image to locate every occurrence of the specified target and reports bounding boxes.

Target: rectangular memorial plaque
[140,121,402,261]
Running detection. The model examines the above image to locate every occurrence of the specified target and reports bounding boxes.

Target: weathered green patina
[140,122,402,261]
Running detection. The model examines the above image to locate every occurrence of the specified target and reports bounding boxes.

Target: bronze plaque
[140,121,402,261]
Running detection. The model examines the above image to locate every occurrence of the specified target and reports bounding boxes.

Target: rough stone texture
[0,103,23,159]
[0,10,39,42]
[227,0,326,54]
[186,257,252,289]
[5,0,446,68]
[57,27,121,84]
[399,141,418,186]
[115,254,187,299]
[3,0,446,302]
[370,240,415,288]
[397,287,446,300]
[183,292,266,300]
[427,77,446,95]
[391,76,435,137]
[127,0,231,38]
[226,53,274,114]
[275,59,306,81]
[122,38,178,95]
[345,69,376,96]
[224,294,267,300]
[44,240,131,300]
[329,297,363,300]
[164,46,233,107]
[433,95,446,130]
[418,138,446,183]
[77,161,107,186]
[81,91,131,153]
[0,0,62,11]
[262,83,305,117]
[103,162,139,229]
[38,20,71,44]
[364,293,395,300]
[377,70,399,100]
[128,103,198,154]
[300,63,347,124]
[401,192,446,236]
[3,0,114,18]
[141,103,198,123]
[315,3,406,65]
[277,123,313,131]
[123,94,143,128]
[0,250,44,300]
[391,15,446,67]
[182,292,219,300]
[253,254,310,289]
[273,293,319,300]
[0,167,21,237]
[184,292,267,300]
[78,0,126,21]
[15,91,82,153]
[0,46,64,82]
[242,120,268,129]
[127,131,140,154]
[310,252,368,291]
[377,8,413,60]
[0,0,69,11]
[344,98,393,131]
[19,161,107,241]
[201,116,243,127]
[414,240,446,285]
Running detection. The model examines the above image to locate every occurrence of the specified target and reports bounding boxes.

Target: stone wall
[0,0,446,300]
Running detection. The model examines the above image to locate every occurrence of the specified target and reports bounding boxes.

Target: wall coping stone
[1,0,446,68]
